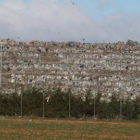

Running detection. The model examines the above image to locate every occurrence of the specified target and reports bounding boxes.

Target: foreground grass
[0,118,140,140]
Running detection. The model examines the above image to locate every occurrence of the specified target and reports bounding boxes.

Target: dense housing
[0,39,140,99]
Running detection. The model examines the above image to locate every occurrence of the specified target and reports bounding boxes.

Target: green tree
[22,88,43,116]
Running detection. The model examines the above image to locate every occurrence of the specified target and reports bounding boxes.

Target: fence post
[94,92,96,119]
[69,90,71,118]
[43,92,45,119]
[120,93,122,119]
[20,91,23,117]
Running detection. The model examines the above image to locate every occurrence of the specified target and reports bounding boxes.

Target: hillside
[0,39,140,99]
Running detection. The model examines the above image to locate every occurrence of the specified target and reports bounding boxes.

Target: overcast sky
[0,0,140,43]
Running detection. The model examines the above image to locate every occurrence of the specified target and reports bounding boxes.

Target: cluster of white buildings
[0,39,140,99]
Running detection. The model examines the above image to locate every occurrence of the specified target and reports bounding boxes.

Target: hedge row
[0,87,140,120]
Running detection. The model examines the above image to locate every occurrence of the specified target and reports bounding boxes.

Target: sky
[0,0,140,43]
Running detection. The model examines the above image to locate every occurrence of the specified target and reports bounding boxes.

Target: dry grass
[0,118,140,140]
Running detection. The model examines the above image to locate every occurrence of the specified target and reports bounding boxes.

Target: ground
[0,118,140,140]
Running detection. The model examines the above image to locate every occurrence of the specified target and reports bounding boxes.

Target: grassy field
[0,118,140,140]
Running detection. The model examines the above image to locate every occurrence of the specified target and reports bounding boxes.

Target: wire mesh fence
[0,87,140,120]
